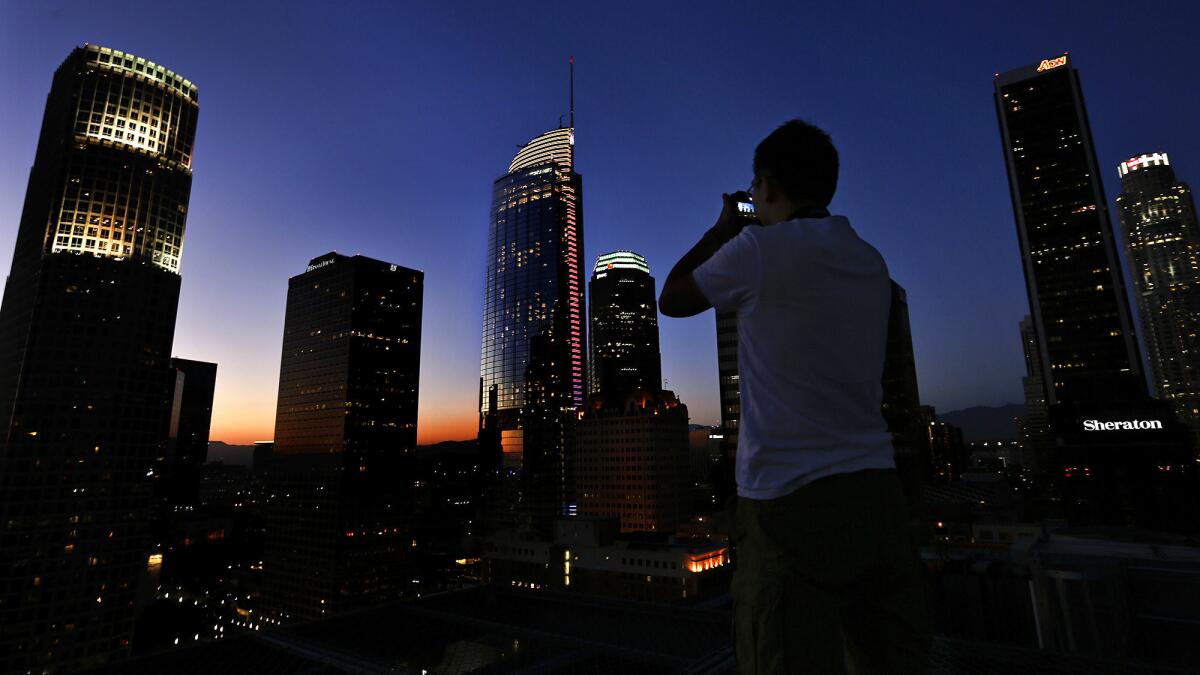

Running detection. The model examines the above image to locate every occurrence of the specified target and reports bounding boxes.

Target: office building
[160,358,218,509]
[881,281,930,503]
[713,311,739,503]
[482,517,731,603]
[574,390,690,533]
[995,54,1195,528]
[923,408,967,483]
[1018,315,1053,472]
[263,253,422,621]
[588,251,662,398]
[479,122,585,535]
[995,53,1146,407]
[0,45,198,672]
[1115,153,1200,448]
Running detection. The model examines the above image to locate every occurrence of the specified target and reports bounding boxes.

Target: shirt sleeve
[693,229,760,313]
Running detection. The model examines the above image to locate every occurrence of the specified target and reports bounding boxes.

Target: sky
[1,1,1198,445]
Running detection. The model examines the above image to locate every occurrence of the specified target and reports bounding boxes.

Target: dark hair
[753,119,839,207]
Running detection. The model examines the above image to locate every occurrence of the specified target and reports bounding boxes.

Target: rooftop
[87,586,1195,674]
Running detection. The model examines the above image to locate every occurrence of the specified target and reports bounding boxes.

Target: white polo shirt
[693,215,896,500]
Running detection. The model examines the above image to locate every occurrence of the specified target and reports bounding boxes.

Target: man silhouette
[659,120,931,674]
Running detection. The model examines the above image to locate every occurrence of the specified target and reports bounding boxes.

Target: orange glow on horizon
[210,412,477,446]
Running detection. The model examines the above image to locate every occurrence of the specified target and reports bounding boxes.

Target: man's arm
[660,194,742,318]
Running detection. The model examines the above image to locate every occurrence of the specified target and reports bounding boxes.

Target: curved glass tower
[0,45,198,672]
[479,126,584,533]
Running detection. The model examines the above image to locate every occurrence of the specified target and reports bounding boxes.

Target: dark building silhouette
[0,45,198,672]
[995,55,1196,529]
[920,406,967,483]
[1115,153,1200,450]
[995,53,1146,407]
[147,358,216,605]
[881,281,930,505]
[713,310,739,505]
[161,358,217,509]
[1017,315,1053,466]
[478,125,585,535]
[588,251,662,398]
[263,253,422,622]
[574,390,690,533]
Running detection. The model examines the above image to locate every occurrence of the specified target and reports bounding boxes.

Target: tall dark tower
[263,253,422,621]
[0,46,198,672]
[994,53,1145,408]
[161,358,218,509]
[1019,315,1054,472]
[479,120,585,534]
[588,250,662,397]
[713,311,740,505]
[1115,153,1200,449]
[880,282,929,506]
[996,55,1196,529]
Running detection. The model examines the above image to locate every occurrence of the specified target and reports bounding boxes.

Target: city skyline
[2,3,1199,445]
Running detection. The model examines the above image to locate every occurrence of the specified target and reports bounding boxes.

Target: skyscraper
[479,124,585,534]
[588,250,662,398]
[994,53,1145,408]
[0,45,198,672]
[1019,316,1053,472]
[881,282,929,504]
[574,390,690,533]
[1115,153,1200,446]
[713,311,739,504]
[996,55,1195,528]
[160,358,218,509]
[263,253,422,621]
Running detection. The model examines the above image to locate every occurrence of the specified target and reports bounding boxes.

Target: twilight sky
[1,1,1198,445]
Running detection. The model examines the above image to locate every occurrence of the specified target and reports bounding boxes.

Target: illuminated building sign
[305,258,336,273]
[1036,55,1068,72]
[1117,152,1171,177]
[592,251,650,275]
[1082,419,1164,431]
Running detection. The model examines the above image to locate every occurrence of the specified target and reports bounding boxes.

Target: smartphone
[730,191,759,225]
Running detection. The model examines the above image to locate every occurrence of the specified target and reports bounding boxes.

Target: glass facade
[0,45,197,672]
[994,54,1145,407]
[479,127,584,534]
[480,127,585,446]
[1116,153,1200,445]
[588,250,662,398]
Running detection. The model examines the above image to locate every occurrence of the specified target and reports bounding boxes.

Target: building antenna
[569,55,575,129]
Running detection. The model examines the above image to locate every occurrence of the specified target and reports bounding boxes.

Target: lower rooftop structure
[84,584,1198,674]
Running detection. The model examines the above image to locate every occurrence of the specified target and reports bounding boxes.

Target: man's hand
[659,194,744,318]
[713,192,749,237]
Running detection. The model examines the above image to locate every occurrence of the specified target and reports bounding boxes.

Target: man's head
[751,120,838,225]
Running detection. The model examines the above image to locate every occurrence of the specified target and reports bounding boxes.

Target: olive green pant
[731,469,931,674]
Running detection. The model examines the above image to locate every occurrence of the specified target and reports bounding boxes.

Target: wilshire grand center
[0,46,198,671]
[479,124,585,534]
